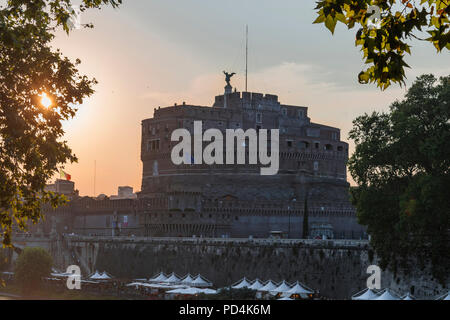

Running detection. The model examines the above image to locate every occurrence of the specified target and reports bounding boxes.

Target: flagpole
[245,24,248,92]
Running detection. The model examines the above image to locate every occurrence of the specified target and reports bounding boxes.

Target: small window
[314,142,319,149]
[298,110,304,118]
[325,144,333,151]
[148,139,160,151]
[287,140,293,148]
[281,108,287,116]
[256,112,262,123]
[331,132,338,140]
[314,161,319,171]
[337,146,343,151]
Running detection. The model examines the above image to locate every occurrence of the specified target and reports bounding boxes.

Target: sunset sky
[52,0,450,196]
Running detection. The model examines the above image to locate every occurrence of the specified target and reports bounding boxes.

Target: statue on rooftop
[223,71,236,86]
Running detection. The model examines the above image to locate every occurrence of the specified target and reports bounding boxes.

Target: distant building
[45,179,78,198]
[110,186,137,200]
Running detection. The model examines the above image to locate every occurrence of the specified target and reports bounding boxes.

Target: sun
[40,92,52,108]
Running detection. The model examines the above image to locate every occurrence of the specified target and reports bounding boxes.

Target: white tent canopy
[89,270,101,280]
[51,272,78,278]
[258,280,278,292]
[89,270,112,280]
[285,281,313,297]
[166,287,217,295]
[402,293,415,300]
[232,277,252,289]
[272,281,292,293]
[98,271,112,280]
[126,282,146,287]
[374,289,400,300]
[149,272,168,283]
[435,291,450,300]
[352,288,380,300]
[278,297,293,300]
[167,287,199,295]
[248,279,264,290]
[165,272,181,283]
[201,288,217,295]
[181,274,195,285]
[145,283,186,289]
[191,274,212,287]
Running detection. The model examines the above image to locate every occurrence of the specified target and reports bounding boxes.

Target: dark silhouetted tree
[348,74,450,282]
[0,0,122,246]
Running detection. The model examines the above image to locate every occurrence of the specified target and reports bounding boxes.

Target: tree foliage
[0,248,8,272]
[314,1,449,89]
[15,247,53,290]
[348,74,450,282]
[0,0,122,246]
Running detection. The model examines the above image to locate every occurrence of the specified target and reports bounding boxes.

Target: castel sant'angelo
[41,73,366,240]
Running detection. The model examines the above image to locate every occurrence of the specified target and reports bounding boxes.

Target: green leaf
[325,14,337,34]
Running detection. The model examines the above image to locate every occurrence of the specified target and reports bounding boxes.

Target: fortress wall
[87,238,447,299]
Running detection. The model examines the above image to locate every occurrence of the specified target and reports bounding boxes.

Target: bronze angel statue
[223,71,236,86]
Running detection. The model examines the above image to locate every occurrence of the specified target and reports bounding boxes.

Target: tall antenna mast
[245,24,248,92]
[94,160,96,196]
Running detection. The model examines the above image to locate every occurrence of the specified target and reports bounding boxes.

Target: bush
[15,247,53,291]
